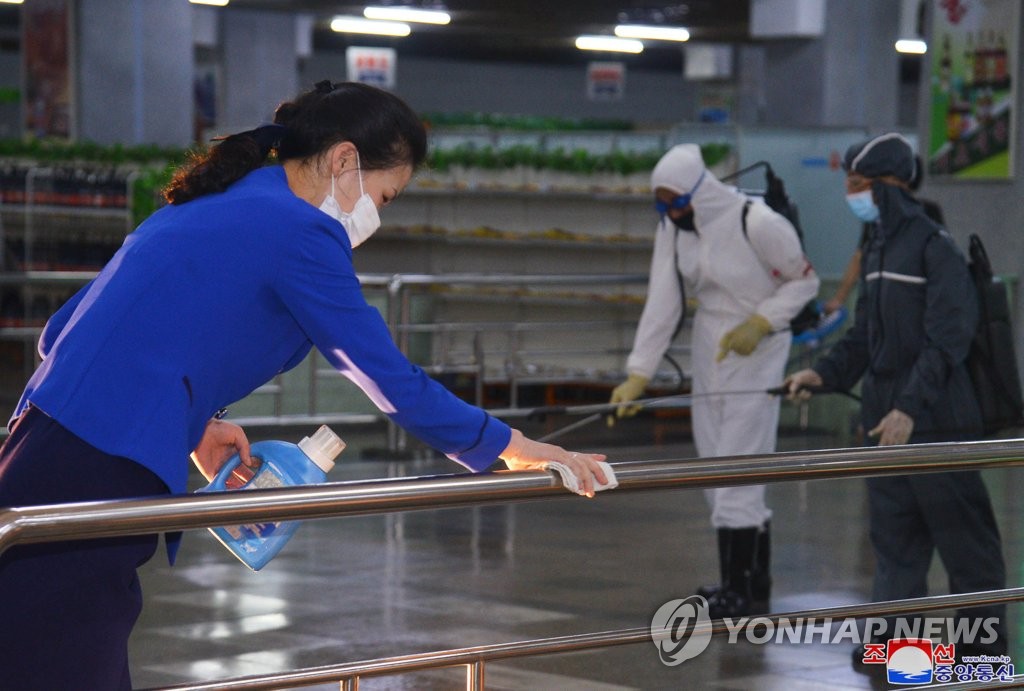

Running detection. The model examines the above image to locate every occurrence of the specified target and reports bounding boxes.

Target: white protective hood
[650,144,745,230]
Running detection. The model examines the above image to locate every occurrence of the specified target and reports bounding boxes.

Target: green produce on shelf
[2,137,733,223]
[473,146,500,170]
[700,142,732,169]
[0,137,190,165]
[497,145,538,169]
[131,163,177,227]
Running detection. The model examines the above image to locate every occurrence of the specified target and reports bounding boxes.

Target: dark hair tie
[315,80,336,94]
[212,123,286,159]
[248,123,286,154]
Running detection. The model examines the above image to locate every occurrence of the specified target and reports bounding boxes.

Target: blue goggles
[654,169,705,216]
[655,194,693,216]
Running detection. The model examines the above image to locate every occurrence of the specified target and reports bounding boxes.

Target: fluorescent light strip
[189,0,229,6]
[895,38,927,54]
[364,6,450,25]
[331,16,411,37]
[0,0,25,4]
[575,35,644,54]
[615,24,689,42]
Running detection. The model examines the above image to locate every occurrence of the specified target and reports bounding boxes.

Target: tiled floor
[127,419,1023,690]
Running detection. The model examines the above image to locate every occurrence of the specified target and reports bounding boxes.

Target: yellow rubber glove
[717,314,773,361]
[607,373,649,426]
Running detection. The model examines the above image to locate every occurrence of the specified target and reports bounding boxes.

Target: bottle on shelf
[197,425,346,570]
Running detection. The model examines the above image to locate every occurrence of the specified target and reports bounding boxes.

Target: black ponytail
[164,125,285,205]
[164,81,426,205]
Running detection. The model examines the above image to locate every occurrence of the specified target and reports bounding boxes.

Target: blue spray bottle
[197,425,346,570]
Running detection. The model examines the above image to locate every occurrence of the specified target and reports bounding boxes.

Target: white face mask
[318,152,381,248]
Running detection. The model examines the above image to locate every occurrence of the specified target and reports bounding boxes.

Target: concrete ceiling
[0,2,750,70]
[229,1,751,69]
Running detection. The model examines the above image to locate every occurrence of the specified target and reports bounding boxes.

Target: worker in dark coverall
[786,133,1007,663]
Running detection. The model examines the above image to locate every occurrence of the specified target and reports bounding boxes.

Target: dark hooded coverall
[813,182,1007,652]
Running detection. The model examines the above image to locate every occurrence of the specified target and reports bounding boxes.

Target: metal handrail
[141,588,1024,690]
[3,437,1024,554]
[384,272,648,288]
[394,318,637,333]
[0,270,100,285]
[382,272,648,346]
[5,439,1024,690]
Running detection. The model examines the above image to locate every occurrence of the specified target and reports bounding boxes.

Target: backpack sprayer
[489,385,860,442]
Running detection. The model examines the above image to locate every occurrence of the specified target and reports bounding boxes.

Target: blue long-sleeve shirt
[15,165,511,494]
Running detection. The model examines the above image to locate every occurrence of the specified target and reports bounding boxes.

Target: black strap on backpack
[722,161,807,244]
[964,233,1024,434]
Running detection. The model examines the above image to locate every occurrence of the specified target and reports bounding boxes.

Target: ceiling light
[575,35,644,54]
[895,38,927,54]
[364,6,450,25]
[189,0,229,6]
[614,24,689,42]
[0,0,25,4]
[331,16,412,37]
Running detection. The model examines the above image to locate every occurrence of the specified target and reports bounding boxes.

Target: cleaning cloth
[544,460,619,496]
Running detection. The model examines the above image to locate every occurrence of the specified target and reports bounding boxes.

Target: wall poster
[587,62,625,101]
[23,0,75,139]
[346,47,397,89]
[928,0,1018,178]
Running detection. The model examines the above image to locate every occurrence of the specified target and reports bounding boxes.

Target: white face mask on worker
[318,152,381,249]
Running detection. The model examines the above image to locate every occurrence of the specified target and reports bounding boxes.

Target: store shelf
[373,225,652,250]
[1,164,135,272]
[406,182,650,202]
[1,204,130,219]
[0,165,133,400]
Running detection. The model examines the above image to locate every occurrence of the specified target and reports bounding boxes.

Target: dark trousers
[866,470,1007,648]
[0,406,168,691]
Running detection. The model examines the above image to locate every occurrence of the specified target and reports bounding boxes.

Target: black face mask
[669,211,697,232]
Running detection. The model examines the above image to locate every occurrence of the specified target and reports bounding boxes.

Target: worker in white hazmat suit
[610,144,819,618]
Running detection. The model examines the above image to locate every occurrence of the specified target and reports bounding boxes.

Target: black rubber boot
[751,522,771,603]
[698,523,771,611]
[703,526,771,618]
[696,528,731,600]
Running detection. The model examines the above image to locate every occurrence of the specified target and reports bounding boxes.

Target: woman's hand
[499,429,608,498]
[190,419,254,487]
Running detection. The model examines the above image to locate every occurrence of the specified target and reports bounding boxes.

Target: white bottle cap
[297,425,346,473]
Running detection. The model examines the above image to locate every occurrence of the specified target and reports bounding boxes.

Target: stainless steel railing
[142,588,1024,690]
[3,438,1024,690]
[3,437,1023,552]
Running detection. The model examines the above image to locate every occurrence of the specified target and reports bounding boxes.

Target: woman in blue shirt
[0,80,608,690]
